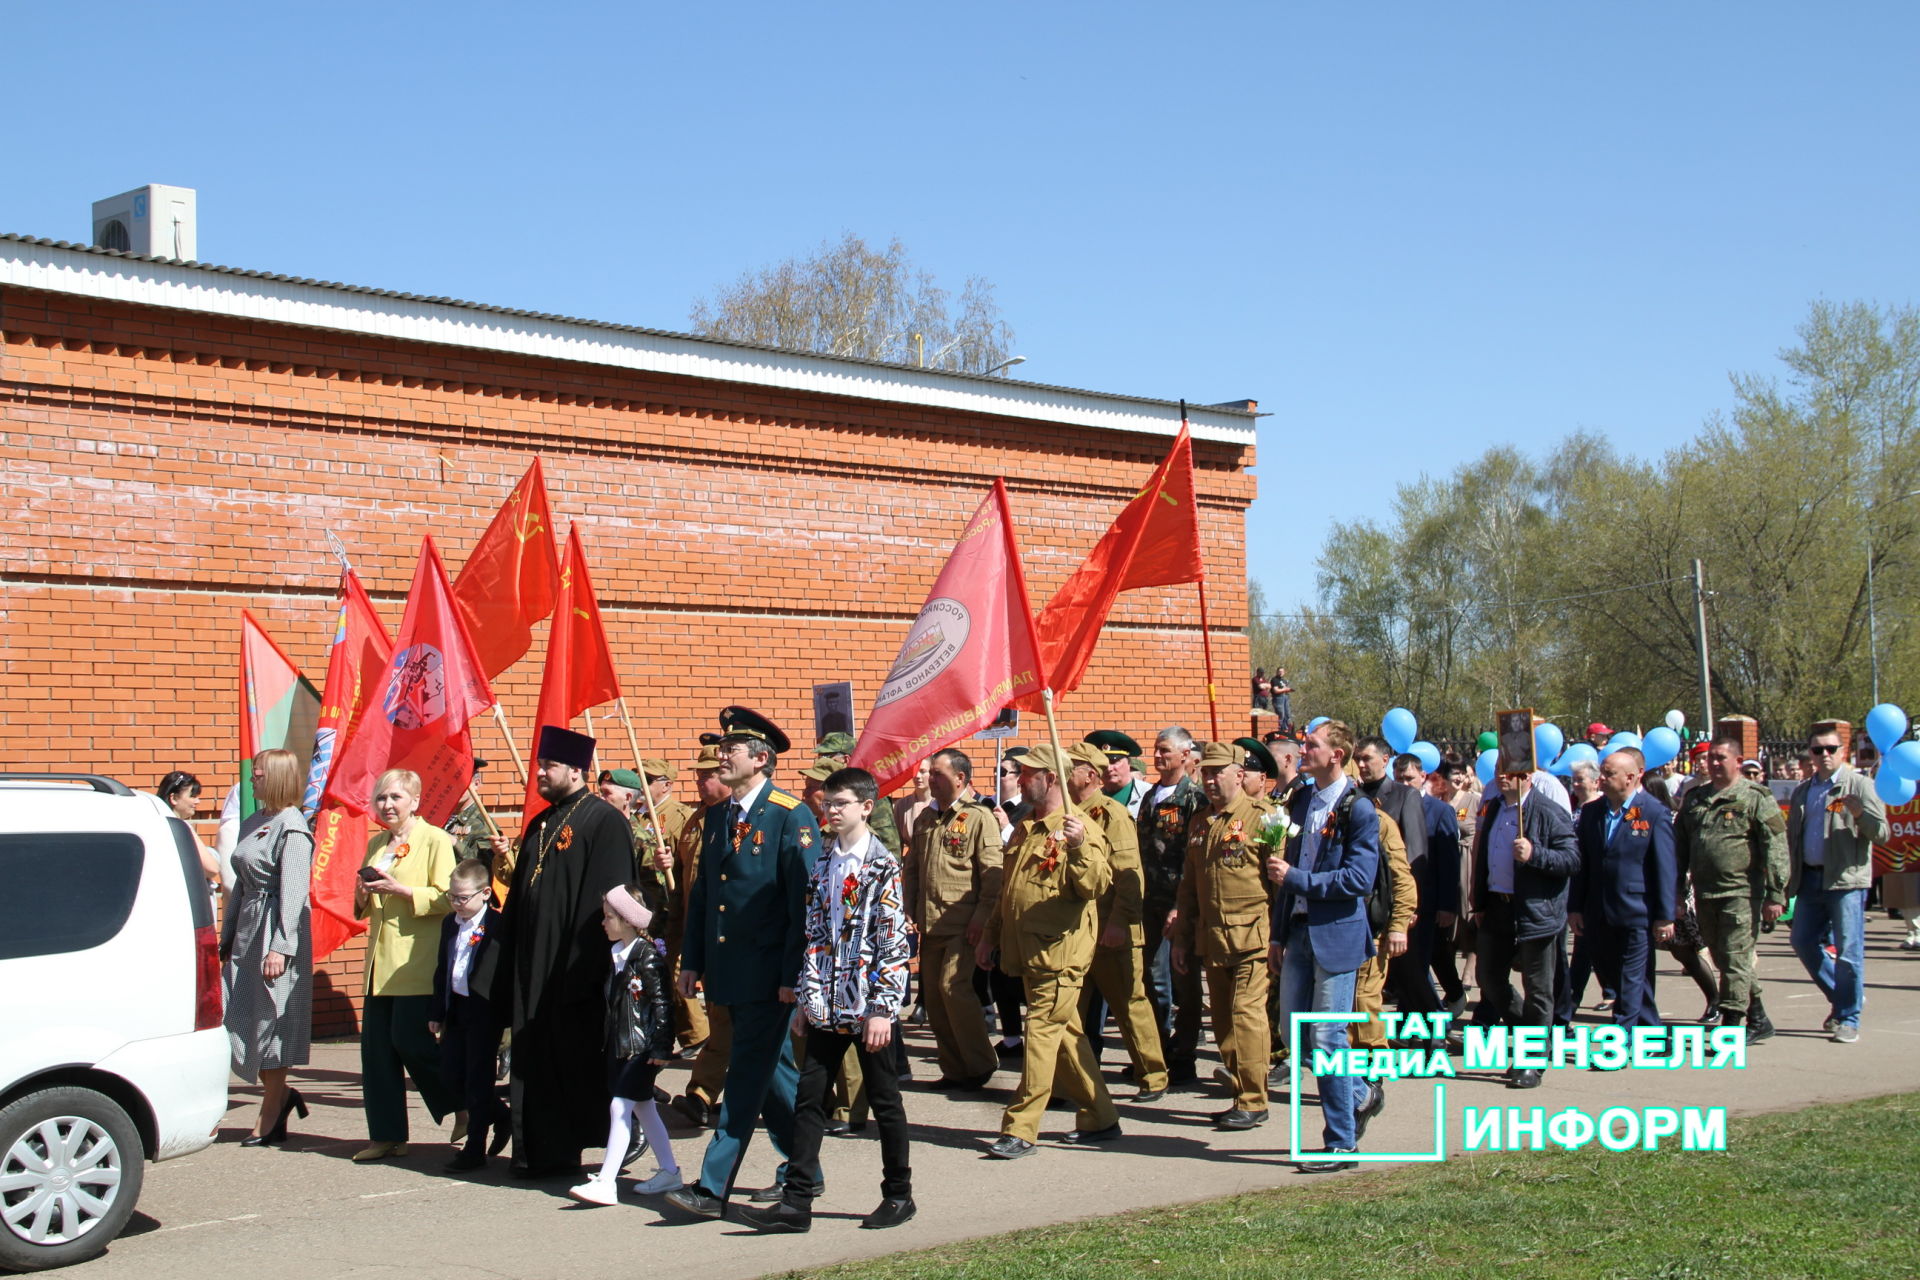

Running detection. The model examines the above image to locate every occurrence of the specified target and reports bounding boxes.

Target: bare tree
[689,233,1015,373]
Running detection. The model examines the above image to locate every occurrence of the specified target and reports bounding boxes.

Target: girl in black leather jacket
[570,883,680,1204]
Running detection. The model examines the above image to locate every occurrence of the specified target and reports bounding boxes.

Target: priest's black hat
[536,725,596,771]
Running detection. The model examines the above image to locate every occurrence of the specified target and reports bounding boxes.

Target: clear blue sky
[8,2,1916,610]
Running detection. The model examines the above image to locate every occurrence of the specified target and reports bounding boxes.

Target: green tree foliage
[689,232,1015,373]
[1254,300,1920,738]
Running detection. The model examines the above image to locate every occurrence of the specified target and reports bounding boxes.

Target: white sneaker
[1833,1024,1860,1044]
[630,1168,684,1196]
[1823,1017,1838,1034]
[568,1177,620,1206]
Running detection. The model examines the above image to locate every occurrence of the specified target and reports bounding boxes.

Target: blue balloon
[1306,715,1330,733]
[1604,731,1643,757]
[1382,707,1418,754]
[1411,740,1441,773]
[1641,726,1681,770]
[1887,740,1920,781]
[1875,768,1917,808]
[1548,748,1574,777]
[1475,748,1497,786]
[1867,703,1909,753]
[1533,722,1564,767]
[1561,742,1600,773]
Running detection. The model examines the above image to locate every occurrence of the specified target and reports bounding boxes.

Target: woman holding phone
[223,749,314,1147]
[353,768,459,1161]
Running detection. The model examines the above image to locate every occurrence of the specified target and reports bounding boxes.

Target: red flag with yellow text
[453,457,560,680]
[850,480,1045,795]
[324,538,495,835]
[304,570,393,960]
[521,525,622,827]
[1014,423,1203,708]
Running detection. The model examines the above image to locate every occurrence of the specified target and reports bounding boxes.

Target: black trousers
[972,964,1025,1040]
[440,993,506,1155]
[1474,899,1560,1030]
[785,1023,910,1207]
[1588,923,1662,1027]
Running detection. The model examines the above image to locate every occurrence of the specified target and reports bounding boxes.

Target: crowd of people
[198,701,1903,1228]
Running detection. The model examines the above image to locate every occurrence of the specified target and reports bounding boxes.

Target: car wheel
[0,1087,146,1272]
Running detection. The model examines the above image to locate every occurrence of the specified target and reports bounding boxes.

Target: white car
[0,775,230,1271]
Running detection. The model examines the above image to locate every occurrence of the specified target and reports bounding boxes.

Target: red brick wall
[2,286,1256,1033]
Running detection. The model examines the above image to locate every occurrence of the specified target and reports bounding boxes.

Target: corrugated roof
[0,234,1259,434]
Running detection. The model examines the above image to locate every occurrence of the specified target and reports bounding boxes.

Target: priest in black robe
[494,725,635,1177]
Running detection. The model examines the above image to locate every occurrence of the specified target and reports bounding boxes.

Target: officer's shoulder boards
[767,790,802,811]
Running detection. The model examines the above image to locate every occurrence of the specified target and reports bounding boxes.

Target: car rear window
[0,832,144,960]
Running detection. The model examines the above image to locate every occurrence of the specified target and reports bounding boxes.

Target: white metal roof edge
[0,237,1256,446]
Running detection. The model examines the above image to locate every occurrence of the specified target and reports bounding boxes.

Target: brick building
[0,233,1259,1032]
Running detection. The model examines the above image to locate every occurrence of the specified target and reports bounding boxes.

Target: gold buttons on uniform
[718,935,727,943]
[718,904,726,912]
[721,874,728,881]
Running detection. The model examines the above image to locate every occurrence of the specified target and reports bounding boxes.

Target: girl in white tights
[571,884,680,1204]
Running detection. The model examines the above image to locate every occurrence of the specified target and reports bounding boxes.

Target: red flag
[303,571,393,960]
[453,458,560,679]
[1015,423,1204,707]
[850,480,1045,795]
[325,538,496,832]
[521,525,622,827]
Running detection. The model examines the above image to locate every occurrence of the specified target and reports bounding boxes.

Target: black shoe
[738,1202,811,1233]
[861,1197,917,1229]
[621,1131,649,1169]
[488,1115,512,1158]
[1510,1068,1543,1089]
[242,1087,309,1146]
[1354,1083,1386,1140]
[941,1072,995,1091]
[996,1038,1025,1057]
[1133,1088,1166,1103]
[1167,1063,1198,1086]
[823,1120,851,1136]
[1061,1122,1123,1145]
[663,1185,726,1218]
[444,1150,486,1172]
[678,1040,707,1061]
[1214,1108,1269,1130]
[988,1134,1037,1159]
[745,1183,786,1204]
[670,1095,714,1129]
[1267,1063,1291,1089]
[829,1121,868,1138]
[1297,1148,1357,1173]
[1745,1003,1776,1044]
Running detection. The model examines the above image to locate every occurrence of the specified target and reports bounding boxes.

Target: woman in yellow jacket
[353,768,459,1161]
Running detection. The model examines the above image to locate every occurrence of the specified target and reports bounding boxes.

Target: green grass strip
[786,1092,1920,1280]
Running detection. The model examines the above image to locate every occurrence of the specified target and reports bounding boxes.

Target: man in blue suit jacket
[1571,747,1676,1029]
[666,707,822,1220]
[1266,720,1380,1173]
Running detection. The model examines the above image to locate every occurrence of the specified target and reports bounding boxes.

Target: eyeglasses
[1807,744,1841,755]
[448,889,488,905]
[820,796,864,811]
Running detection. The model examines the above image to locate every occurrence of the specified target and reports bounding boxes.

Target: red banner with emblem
[850,480,1045,796]
[324,538,496,831]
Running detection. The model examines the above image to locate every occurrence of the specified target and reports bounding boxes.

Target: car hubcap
[1,1117,123,1245]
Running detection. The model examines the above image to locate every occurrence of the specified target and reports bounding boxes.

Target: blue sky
[7,2,1916,609]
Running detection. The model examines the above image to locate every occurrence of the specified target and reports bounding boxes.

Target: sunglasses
[1807,744,1841,755]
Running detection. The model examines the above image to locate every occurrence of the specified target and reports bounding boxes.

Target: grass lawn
[784,1092,1919,1280]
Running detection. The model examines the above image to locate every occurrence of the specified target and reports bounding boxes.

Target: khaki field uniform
[1676,780,1787,1016]
[904,794,1004,1082]
[1076,790,1168,1093]
[1349,810,1417,1050]
[1172,791,1272,1111]
[988,809,1115,1141]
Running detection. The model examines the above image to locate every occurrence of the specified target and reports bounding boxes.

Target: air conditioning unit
[91,184,197,261]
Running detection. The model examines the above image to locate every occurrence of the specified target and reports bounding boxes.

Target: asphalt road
[79,916,1920,1280]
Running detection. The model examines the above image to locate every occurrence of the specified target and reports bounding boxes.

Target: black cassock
[494,788,634,1173]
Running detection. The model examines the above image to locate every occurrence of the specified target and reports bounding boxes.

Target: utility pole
[1692,558,1714,733]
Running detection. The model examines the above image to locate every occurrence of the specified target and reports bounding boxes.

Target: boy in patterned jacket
[740,767,914,1234]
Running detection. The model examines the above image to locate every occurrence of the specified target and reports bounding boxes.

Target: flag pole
[616,695,674,892]
[1196,574,1222,742]
[490,704,530,786]
[1041,688,1081,819]
[464,786,502,838]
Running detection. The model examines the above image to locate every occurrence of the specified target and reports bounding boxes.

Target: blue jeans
[1788,867,1866,1028]
[1278,927,1360,1151]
